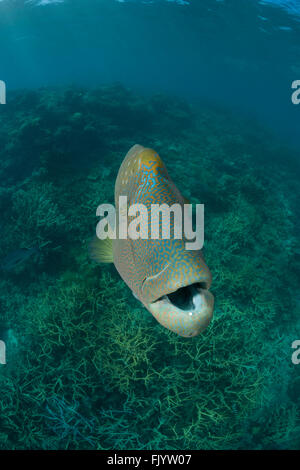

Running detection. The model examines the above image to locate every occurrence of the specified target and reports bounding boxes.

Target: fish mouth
[160,282,209,311]
[148,282,214,338]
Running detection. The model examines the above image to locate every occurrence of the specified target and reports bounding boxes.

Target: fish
[90,144,214,337]
[0,244,40,272]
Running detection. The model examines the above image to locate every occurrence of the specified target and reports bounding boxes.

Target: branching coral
[0,86,299,450]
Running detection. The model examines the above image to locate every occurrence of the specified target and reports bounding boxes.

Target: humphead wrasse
[90,144,214,337]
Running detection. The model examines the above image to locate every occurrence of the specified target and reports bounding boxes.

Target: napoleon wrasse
[90,144,214,337]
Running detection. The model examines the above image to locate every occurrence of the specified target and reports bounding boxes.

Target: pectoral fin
[89,236,113,264]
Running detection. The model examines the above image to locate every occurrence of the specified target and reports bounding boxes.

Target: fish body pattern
[90,144,214,337]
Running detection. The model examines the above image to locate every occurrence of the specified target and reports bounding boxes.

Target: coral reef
[0,85,299,449]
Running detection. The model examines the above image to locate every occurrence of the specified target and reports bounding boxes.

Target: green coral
[0,86,299,450]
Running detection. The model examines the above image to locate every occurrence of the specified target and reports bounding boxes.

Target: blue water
[0,0,300,147]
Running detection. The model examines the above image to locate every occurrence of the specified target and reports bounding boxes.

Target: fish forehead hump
[115,145,169,201]
[117,145,184,206]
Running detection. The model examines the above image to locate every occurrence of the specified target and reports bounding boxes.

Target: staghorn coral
[0,86,299,450]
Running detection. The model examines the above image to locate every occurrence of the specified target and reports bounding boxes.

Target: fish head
[140,239,214,337]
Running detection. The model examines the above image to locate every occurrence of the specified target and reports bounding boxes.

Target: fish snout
[148,283,214,338]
